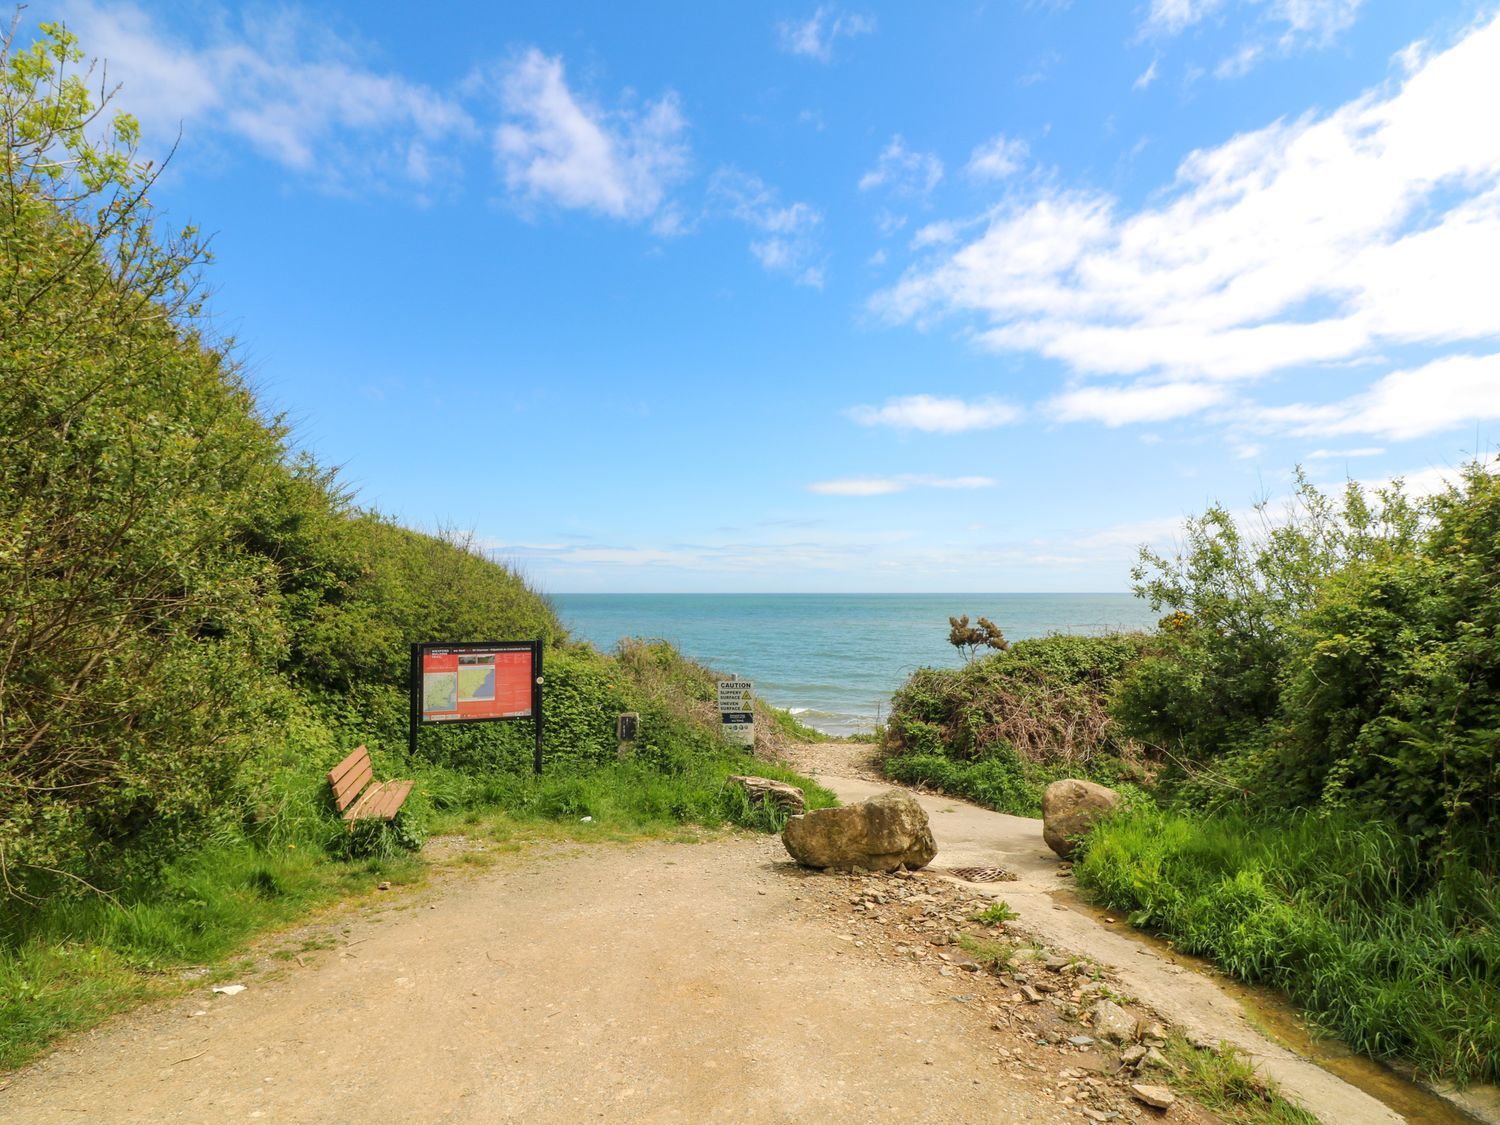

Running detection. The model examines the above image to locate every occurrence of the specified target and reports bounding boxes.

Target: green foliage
[1116,468,1423,765]
[971,901,1019,925]
[947,614,1008,662]
[1,21,288,899]
[1114,461,1500,875]
[1075,806,1500,1084]
[882,633,1152,814]
[1164,1034,1320,1125]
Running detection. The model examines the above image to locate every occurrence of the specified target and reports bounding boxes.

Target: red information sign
[418,643,535,723]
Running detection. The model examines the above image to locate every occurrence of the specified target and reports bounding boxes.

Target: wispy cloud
[966,134,1029,180]
[1305,446,1385,459]
[491,49,689,223]
[873,14,1500,443]
[847,394,1022,433]
[807,474,997,496]
[1141,0,1366,76]
[710,168,825,286]
[776,6,876,62]
[1134,57,1161,90]
[1253,354,1500,441]
[1048,383,1229,426]
[859,135,944,198]
[59,0,474,194]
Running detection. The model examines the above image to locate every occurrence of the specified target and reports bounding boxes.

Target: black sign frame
[408,640,544,773]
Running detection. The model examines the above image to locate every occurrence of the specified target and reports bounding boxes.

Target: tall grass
[1074,806,1500,1084]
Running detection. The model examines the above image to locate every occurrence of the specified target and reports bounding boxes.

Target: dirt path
[4,836,1071,1124]
[4,744,1458,1124]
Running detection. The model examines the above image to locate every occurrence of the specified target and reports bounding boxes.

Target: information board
[409,640,545,772]
[717,679,755,748]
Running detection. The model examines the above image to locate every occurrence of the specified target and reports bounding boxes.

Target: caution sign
[717,680,755,747]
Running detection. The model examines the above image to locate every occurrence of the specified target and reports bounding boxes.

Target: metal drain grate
[946,866,1018,883]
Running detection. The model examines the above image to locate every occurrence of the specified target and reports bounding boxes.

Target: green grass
[1074,806,1500,1085]
[1165,1034,1321,1125]
[0,752,831,1074]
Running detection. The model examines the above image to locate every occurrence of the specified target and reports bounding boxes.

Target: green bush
[881,633,1151,814]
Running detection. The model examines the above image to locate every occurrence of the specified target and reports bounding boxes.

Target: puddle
[1051,888,1482,1124]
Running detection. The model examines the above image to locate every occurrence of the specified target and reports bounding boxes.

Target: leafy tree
[947,615,1008,663]
[1115,470,1422,763]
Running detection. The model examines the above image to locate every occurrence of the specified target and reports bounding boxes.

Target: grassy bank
[1074,806,1500,1085]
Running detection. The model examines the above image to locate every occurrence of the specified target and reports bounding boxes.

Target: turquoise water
[552,593,1157,736]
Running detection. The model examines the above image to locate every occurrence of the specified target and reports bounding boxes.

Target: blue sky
[31,0,1500,591]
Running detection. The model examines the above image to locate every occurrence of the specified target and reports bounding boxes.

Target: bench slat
[328,746,370,787]
[330,759,373,812]
[342,782,384,821]
[374,779,414,819]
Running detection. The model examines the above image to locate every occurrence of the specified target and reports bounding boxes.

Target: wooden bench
[328,745,413,829]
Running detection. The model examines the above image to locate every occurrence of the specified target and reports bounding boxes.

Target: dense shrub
[0,26,291,898]
[0,26,561,902]
[881,633,1152,814]
[1117,461,1500,874]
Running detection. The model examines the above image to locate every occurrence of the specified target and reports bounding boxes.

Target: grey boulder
[781,789,937,873]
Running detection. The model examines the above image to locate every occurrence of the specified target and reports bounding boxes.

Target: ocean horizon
[552,592,1157,736]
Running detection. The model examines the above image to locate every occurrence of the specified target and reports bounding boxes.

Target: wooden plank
[330,760,372,812]
[343,783,382,821]
[328,746,370,788]
[383,780,414,816]
[344,779,414,822]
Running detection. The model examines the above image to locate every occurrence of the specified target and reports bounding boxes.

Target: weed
[958,934,1016,973]
[972,902,1020,925]
[1164,1035,1320,1125]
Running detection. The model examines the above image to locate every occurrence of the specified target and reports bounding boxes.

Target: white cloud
[807,474,997,496]
[967,134,1029,180]
[1143,0,1365,75]
[873,14,1500,433]
[710,168,824,286]
[1144,0,1359,41]
[847,394,1022,433]
[59,0,474,192]
[1134,58,1161,91]
[1048,382,1229,426]
[911,221,959,250]
[1144,0,1227,35]
[859,135,944,198]
[777,6,876,62]
[1256,354,1500,441]
[1305,446,1385,459]
[493,49,689,222]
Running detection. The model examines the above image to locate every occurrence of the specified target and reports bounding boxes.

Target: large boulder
[781,789,937,873]
[1042,779,1121,858]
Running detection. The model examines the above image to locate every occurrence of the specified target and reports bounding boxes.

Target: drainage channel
[1050,888,1487,1125]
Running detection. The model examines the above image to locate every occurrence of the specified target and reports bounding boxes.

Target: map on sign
[457,654,497,702]
[418,643,535,723]
[424,671,457,713]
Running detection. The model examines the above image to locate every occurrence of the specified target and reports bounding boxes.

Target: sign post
[409,640,545,773]
[717,678,755,748]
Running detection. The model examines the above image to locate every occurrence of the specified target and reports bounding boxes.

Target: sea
[551,593,1157,737]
